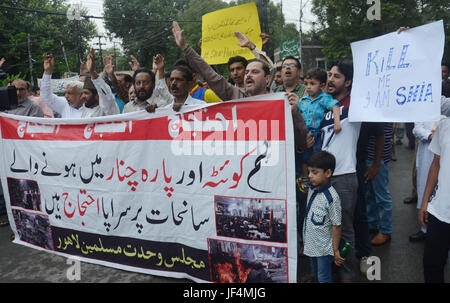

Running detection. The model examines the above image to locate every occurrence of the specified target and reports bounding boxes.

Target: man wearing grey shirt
[8,78,44,118]
[1,78,43,229]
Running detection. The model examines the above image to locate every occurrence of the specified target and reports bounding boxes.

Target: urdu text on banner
[349,20,444,122]
[0,93,297,283]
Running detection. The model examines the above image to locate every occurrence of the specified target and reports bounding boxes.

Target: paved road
[0,141,448,283]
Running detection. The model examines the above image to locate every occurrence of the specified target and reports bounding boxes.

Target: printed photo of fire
[208,239,288,283]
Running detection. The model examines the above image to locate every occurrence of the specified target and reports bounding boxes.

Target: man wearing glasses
[8,78,44,117]
[274,56,307,105]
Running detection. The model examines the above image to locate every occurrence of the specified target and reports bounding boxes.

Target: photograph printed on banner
[215,196,287,243]
[12,210,54,250]
[208,239,288,283]
[7,178,42,211]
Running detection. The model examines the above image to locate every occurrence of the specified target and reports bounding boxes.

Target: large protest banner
[201,2,263,65]
[349,20,445,122]
[0,93,297,283]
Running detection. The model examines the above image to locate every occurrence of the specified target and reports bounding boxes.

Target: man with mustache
[320,60,385,282]
[123,54,172,113]
[172,21,277,101]
[274,56,307,106]
[164,64,206,112]
[80,49,120,118]
[41,54,86,118]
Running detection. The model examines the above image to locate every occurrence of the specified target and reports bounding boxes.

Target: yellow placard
[201,2,262,65]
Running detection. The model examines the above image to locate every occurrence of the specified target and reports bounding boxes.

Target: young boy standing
[303,151,344,283]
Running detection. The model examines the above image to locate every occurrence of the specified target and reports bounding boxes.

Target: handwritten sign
[0,94,297,283]
[349,20,444,122]
[201,3,262,65]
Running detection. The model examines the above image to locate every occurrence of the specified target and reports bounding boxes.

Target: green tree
[0,0,97,83]
[103,0,191,69]
[417,0,450,61]
[310,0,426,61]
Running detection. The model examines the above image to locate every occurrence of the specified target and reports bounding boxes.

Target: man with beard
[172,20,309,150]
[1,78,44,229]
[123,54,172,113]
[41,54,86,118]
[7,78,44,118]
[172,21,278,101]
[80,49,119,118]
[321,60,384,281]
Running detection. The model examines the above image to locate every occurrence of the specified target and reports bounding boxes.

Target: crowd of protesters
[0,22,449,283]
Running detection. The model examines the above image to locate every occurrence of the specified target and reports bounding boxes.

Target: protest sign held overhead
[349,20,445,122]
[201,2,262,65]
[0,94,297,283]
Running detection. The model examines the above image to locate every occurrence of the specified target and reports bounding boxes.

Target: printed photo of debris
[7,178,42,211]
[12,210,53,250]
[215,196,287,243]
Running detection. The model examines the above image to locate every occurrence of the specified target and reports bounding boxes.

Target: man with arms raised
[81,48,119,118]
[123,54,172,113]
[172,21,275,101]
[41,54,86,118]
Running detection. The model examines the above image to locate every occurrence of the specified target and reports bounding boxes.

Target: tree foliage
[0,0,97,83]
[311,0,449,61]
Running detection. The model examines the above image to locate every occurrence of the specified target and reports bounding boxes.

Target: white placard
[349,20,445,122]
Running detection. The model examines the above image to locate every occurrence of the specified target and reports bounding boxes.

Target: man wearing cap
[81,49,119,118]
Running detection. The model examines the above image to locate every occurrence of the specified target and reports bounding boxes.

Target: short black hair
[442,61,450,70]
[171,65,194,82]
[329,60,353,82]
[227,56,248,68]
[116,73,133,84]
[133,67,155,84]
[282,56,301,70]
[173,59,190,68]
[247,59,271,77]
[305,67,327,84]
[306,151,336,174]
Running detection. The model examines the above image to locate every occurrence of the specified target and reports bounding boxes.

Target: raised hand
[86,48,98,79]
[172,21,187,50]
[153,54,165,72]
[234,31,256,50]
[129,55,140,72]
[260,33,270,48]
[80,60,88,75]
[43,53,55,75]
[103,55,115,76]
